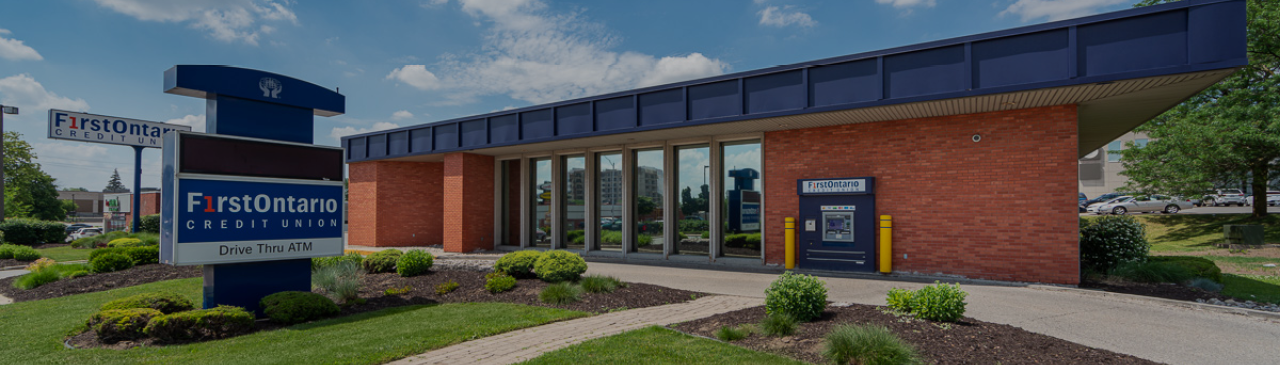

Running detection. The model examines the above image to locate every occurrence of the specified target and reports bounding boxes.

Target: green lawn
[0,278,588,365]
[38,245,93,262]
[518,326,807,365]
[1222,274,1280,304]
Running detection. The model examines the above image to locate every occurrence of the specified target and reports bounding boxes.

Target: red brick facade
[348,161,443,247]
[763,105,1080,284]
[443,152,495,252]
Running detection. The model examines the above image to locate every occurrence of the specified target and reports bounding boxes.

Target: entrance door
[798,194,876,272]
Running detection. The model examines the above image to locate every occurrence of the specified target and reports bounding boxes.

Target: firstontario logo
[259,77,282,99]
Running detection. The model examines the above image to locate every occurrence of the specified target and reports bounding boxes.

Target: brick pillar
[444,152,495,252]
[348,161,443,247]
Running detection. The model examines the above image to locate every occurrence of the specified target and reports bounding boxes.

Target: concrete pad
[0,269,29,305]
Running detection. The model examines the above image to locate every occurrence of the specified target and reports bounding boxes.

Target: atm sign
[802,179,867,194]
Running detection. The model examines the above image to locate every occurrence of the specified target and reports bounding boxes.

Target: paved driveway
[586,262,1280,365]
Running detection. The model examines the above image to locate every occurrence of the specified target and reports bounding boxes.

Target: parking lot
[1082,204,1280,216]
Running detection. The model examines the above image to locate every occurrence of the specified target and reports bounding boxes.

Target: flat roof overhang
[344,0,1247,163]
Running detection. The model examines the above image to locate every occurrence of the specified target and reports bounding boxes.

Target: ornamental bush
[823,324,921,365]
[12,269,59,290]
[909,282,968,322]
[396,249,434,277]
[0,244,17,259]
[313,252,364,270]
[72,231,129,249]
[108,238,144,248]
[10,246,41,261]
[101,291,195,314]
[140,214,161,233]
[1109,261,1196,284]
[90,252,134,273]
[1080,215,1149,273]
[312,260,364,304]
[0,218,66,245]
[143,305,255,343]
[485,272,516,293]
[533,250,587,283]
[885,288,914,312]
[764,271,828,322]
[362,249,401,273]
[87,308,164,343]
[579,274,624,294]
[435,281,459,295]
[539,282,582,304]
[494,250,542,278]
[260,291,340,325]
[759,312,798,337]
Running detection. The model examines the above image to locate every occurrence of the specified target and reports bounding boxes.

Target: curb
[1028,285,1280,321]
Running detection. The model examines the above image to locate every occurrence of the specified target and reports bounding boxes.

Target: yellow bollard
[785,217,796,269]
[879,215,892,273]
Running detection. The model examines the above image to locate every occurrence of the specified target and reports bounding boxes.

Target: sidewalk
[389,295,762,365]
[585,262,1280,365]
[0,269,28,305]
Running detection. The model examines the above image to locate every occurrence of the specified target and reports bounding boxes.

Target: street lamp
[0,105,17,220]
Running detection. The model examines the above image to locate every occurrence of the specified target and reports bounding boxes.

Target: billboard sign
[48,110,192,149]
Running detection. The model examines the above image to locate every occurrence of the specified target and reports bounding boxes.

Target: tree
[103,169,129,193]
[61,199,79,214]
[680,185,710,217]
[3,132,66,220]
[1122,0,1280,218]
[636,195,657,217]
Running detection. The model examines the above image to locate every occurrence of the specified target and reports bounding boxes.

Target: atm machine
[796,177,876,272]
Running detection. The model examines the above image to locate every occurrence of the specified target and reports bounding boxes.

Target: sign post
[162,65,344,314]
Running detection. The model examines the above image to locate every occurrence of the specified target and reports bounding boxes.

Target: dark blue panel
[973,30,1070,88]
[639,89,684,126]
[1079,11,1187,77]
[368,134,387,158]
[164,65,344,116]
[689,80,740,120]
[434,123,458,150]
[745,71,804,114]
[410,127,431,152]
[885,45,966,99]
[205,259,310,315]
[207,96,313,143]
[809,59,880,107]
[1189,1,1247,65]
[460,119,487,147]
[347,137,366,160]
[556,103,592,135]
[595,96,635,131]
[521,109,553,140]
[389,131,409,155]
[490,114,519,143]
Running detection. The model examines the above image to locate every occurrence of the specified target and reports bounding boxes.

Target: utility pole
[0,105,18,221]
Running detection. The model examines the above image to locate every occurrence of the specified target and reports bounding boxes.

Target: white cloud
[330,122,399,141]
[390,110,414,120]
[1001,0,1128,22]
[0,74,90,114]
[421,0,449,8]
[875,0,937,9]
[165,114,206,132]
[92,0,298,45]
[0,29,43,61]
[758,6,817,28]
[390,0,729,105]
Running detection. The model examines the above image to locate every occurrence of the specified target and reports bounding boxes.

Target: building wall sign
[799,178,871,195]
[48,110,192,148]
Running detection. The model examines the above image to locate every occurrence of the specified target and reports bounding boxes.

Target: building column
[348,161,443,247]
[444,152,495,252]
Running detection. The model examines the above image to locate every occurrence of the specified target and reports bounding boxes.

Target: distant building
[1078,132,1148,198]
[58,191,103,213]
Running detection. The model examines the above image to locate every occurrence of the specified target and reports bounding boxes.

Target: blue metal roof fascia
[344,0,1246,162]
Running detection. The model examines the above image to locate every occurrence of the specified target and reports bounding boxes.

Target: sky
[0,0,1141,192]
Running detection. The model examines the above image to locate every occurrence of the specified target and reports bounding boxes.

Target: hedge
[0,218,66,245]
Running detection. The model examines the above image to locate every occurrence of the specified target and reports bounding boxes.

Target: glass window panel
[633,149,664,253]
[720,140,762,258]
[499,160,520,247]
[1135,138,1148,148]
[674,145,710,256]
[530,158,552,247]
[597,152,623,251]
[562,155,586,249]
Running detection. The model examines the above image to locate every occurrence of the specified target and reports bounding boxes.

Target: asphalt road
[1082,205,1280,216]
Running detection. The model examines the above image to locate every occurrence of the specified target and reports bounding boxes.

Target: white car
[69,227,103,241]
[1245,191,1280,206]
[1087,196,1131,214]
[1095,195,1192,215]
[1208,189,1247,206]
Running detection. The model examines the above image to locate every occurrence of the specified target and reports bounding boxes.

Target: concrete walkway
[0,269,28,305]
[585,262,1280,365]
[390,295,762,365]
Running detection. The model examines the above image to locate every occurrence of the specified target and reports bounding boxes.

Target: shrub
[10,246,40,261]
[823,324,921,365]
[635,234,653,247]
[67,270,90,278]
[313,252,363,270]
[910,282,968,322]
[724,233,762,249]
[140,214,161,233]
[534,250,588,282]
[0,244,16,259]
[135,233,160,246]
[1149,256,1222,283]
[494,250,542,278]
[886,288,915,312]
[71,231,129,249]
[580,274,624,294]
[566,230,585,245]
[101,291,195,314]
[701,231,710,239]
[12,269,60,290]
[0,218,66,245]
[260,291,340,325]
[385,286,414,296]
[760,312,797,337]
[25,257,56,271]
[435,281,458,295]
[124,246,160,265]
[90,252,134,273]
[107,238,144,248]
[312,260,364,304]
[1080,215,1149,273]
[1109,261,1196,284]
[539,282,582,304]
[87,308,164,343]
[764,272,828,322]
[362,249,401,273]
[143,305,255,342]
[485,272,517,293]
[88,247,124,262]
[715,325,752,341]
[678,219,709,233]
[396,249,434,277]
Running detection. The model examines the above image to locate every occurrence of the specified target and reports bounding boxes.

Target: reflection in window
[633,149,664,253]
[562,156,586,250]
[721,140,762,258]
[499,160,520,247]
[531,158,552,247]
[674,145,710,256]
[597,152,623,251]
[1107,141,1123,162]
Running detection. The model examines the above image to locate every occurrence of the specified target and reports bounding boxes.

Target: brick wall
[763,105,1080,284]
[348,161,443,247]
[444,152,495,252]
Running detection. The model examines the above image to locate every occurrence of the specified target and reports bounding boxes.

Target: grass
[714,325,752,341]
[0,278,588,365]
[1222,274,1280,304]
[517,326,808,365]
[539,283,583,304]
[37,245,93,262]
[823,324,922,365]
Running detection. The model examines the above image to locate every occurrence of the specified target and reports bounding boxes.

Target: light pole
[0,105,17,221]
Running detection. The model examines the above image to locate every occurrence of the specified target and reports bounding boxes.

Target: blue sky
[0,0,1139,191]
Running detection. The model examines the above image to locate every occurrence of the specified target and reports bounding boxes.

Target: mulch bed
[1080,280,1232,303]
[0,264,202,302]
[674,305,1159,365]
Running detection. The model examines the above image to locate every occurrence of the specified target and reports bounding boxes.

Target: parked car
[1245,191,1280,206]
[64,223,92,234]
[1087,196,1131,214]
[69,227,103,241]
[1095,195,1192,215]
[1078,193,1088,213]
[1084,192,1133,208]
[1206,189,1246,207]
[1268,194,1280,207]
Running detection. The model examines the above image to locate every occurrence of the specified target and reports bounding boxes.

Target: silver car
[1086,196,1131,214]
[1096,195,1193,215]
